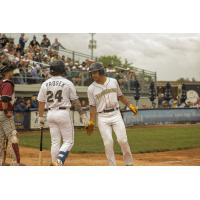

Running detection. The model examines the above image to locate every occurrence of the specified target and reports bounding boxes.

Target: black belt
[99,107,119,113]
[48,107,67,110]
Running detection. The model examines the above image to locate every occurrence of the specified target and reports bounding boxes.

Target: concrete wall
[15,84,154,108]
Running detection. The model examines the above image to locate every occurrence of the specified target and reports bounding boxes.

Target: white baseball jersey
[37,76,78,109]
[87,77,123,113]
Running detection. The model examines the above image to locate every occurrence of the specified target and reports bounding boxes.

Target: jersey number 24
[47,90,63,102]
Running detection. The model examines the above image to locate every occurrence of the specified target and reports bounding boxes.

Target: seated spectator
[80,99,89,112]
[0,34,9,49]
[172,100,178,108]
[61,55,66,62]
[12,68,24,84]
[25,99,32,110]
[81,100,87,107]
[18,68,25,83]
[15,44,21,54]
[72,65,77,71]
[6,39,16,54]
[26,69,33,84]
[158,93,164,108]
[78,61,87,71]
[30,65,38,84]
[15,99,28,112]
[169,98,174,108]
[31,95,38,108]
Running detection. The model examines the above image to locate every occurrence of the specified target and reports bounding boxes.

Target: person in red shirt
[0,61,21,166]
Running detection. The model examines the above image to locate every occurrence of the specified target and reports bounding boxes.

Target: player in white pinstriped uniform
[37,61,88,166]
[87,63,138,166]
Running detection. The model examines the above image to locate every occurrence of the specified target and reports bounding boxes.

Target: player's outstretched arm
[89,105,96,123]
[118,95,138,115]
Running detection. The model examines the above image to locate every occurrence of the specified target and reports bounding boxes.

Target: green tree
[176,77,191,83]
[98,55,122,68]
[176,78,185,83]
[191,77,196,82]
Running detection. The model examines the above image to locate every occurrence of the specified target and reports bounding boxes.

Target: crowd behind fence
[0,33,156,95]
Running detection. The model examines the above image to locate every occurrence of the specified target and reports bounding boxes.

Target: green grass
[19,125,200,154]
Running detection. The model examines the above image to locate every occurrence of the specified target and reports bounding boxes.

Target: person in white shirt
[86,62,138,166]
[37,60,87,166]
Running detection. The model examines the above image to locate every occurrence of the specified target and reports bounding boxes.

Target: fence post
[72,51,75,66]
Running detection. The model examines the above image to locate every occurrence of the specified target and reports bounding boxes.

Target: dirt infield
[16,146,200,166]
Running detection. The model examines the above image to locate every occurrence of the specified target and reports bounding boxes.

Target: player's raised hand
[86,120,95,135]
[129,104,138,115]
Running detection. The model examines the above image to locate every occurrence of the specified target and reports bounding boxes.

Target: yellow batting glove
[86,120,95,135]
[129,104,138,115]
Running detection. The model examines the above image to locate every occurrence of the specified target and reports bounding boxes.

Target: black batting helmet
[50,60,66,75]
[89,62,105,75]
[0,61,16,74]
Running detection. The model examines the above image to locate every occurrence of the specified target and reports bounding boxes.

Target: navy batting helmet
[50,60,65,75]
[89,62,105,75]
[0,61,16,74]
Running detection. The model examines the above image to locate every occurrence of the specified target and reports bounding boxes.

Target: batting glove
[129,104,138,115]
[39,117,45,128]
[86,120,95,135]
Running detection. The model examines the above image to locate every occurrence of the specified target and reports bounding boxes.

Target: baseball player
[86,62,137,166]
[0,61,21,166]
[37,60,88,166]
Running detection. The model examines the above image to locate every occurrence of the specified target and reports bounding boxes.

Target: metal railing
[12,70,154,95]
[42,47,97,65]
[3,48,157,95]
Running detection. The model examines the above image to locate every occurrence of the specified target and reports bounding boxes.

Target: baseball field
[16,124,200,166]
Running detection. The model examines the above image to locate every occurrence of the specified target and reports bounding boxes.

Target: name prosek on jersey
[46,80,66,88]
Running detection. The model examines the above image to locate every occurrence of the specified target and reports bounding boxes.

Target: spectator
[61,55,66,62]
[29,35,40,49]
[0,34,9,49]
[82,61,87,70]
[6,39,16,54]
[51,38,65,51]
[12,68,24,84]
[80,99,89,112]
[25,99,32,110]
[78,61,87,71]
[30,65,38,83]
[15,44,21,54]
[158,93,164,108]
[41,34,51,48]
[15,99,28,112]
[31,95,38,108]
[19,33,28,55]
[0,34,143,94]
[18,68,25,83]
